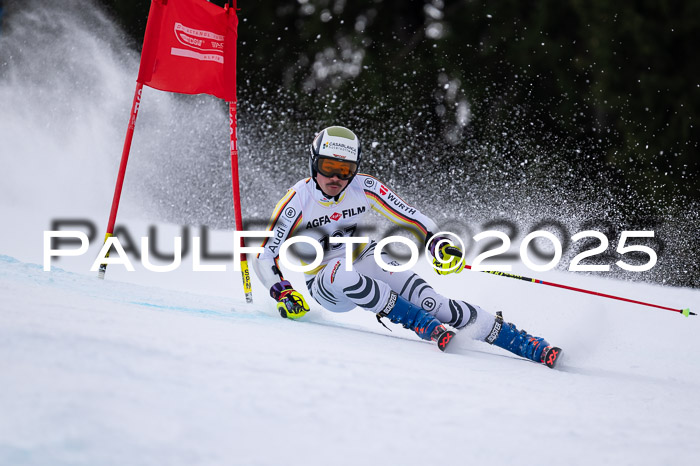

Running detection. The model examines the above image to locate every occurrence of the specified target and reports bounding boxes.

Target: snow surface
[1,2,699,465]
[1,247,699,465]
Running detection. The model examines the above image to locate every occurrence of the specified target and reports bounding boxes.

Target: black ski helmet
[309,126,362,182]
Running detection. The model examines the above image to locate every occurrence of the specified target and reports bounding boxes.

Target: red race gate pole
[98,82,143,279]
[229,101,253,303]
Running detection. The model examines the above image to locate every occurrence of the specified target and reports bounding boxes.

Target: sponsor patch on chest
[305,206,366,229]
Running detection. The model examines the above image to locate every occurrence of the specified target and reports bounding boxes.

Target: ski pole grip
[444,245,463,258]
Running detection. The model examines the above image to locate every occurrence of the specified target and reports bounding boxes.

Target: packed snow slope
[1,251,698,466]
[1,2,699,465]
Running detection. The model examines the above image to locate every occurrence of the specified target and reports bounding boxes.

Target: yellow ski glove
[271,280,309,319]
[428,237,464,275]
[276,289,310,319]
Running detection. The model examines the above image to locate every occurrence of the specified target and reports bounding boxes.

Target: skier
[252,126,561,368]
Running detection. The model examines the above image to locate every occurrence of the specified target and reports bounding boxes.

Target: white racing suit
[252,174,495,338]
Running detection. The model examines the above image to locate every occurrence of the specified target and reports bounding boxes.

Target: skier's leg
[355,245,559,364]
[484,312,561,366]
[307,255,448,342]
[306,256,392,313]
[353,245,494,337]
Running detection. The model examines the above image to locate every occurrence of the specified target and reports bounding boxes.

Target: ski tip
[437,330,456,352]
[542,346,562,369]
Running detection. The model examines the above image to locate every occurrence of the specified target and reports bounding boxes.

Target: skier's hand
[428,236,464,275]
[276,289,310,319]
[270,280,310,319]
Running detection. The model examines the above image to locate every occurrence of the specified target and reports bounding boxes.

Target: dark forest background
[101,0,699,204]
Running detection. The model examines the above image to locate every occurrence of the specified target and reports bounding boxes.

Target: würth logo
[380,185,388,195]
[330,212,342,221]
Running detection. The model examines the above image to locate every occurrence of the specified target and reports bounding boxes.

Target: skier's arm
[360,174,439,243]
[360,174,462,275]
[252,189,309,318]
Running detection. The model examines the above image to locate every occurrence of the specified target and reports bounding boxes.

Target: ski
[542,346,563,369]
[436,329,456,352]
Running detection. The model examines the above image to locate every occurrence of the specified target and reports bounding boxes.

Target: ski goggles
[315,157,358,180]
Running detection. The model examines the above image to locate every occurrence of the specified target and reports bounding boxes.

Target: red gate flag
[137,0,237,101]
[101,0,251,301]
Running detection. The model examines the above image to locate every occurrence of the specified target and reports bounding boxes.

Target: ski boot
[485,312,562,368]
[377,292,455,351]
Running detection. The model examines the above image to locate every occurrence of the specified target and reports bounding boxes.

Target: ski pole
[443,246,694,317]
